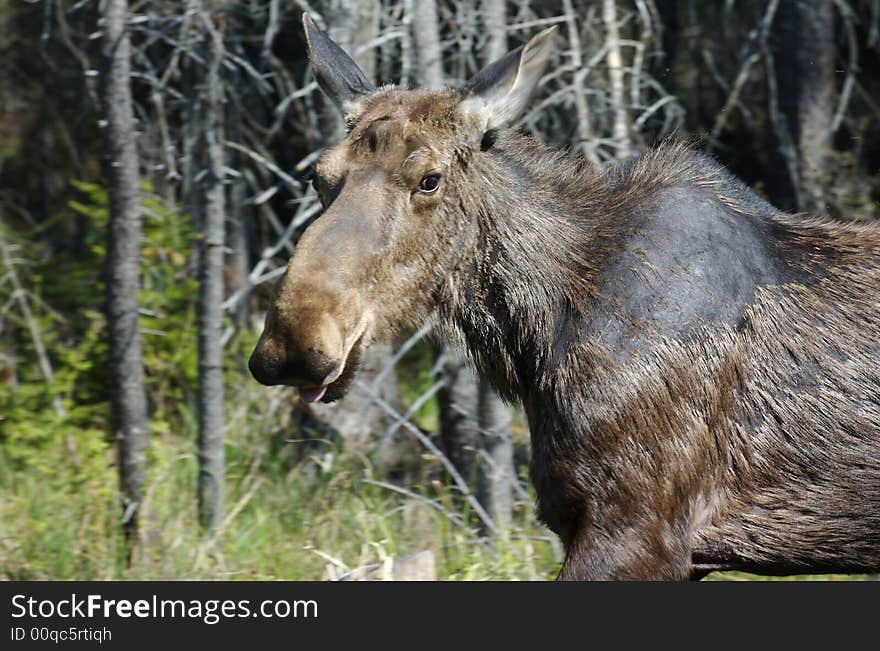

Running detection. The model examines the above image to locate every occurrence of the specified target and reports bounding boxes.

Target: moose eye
[418,174,441,194]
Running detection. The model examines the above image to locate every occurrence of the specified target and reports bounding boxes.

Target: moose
[249,15,880,580]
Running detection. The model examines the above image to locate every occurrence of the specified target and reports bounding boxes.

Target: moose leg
[555,516,693,581]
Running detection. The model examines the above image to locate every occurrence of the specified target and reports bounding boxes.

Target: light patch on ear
[459,26,557,130]
[457,96,493,132]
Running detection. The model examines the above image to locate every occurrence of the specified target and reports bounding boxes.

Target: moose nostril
[248,348,278,386]
[248,342,342,388]
[249,361,267,385]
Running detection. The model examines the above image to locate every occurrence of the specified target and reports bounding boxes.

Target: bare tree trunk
[407,0,443,84]
[225,127,251,330]
[343,0,380,83]
[197,8,226,533]
[225,48,251,330]
[563,0,599,162]
[477,383,513,531]
[483,0,507,62]
[100,0,150,547]
[436,350,480,483]
[603,0,631,158]
[774,0,836,214]
[182,53,204,279]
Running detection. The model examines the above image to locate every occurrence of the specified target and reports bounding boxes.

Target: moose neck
[440,130,604,404]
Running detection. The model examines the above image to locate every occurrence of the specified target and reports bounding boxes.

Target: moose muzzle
[248,271,369,403]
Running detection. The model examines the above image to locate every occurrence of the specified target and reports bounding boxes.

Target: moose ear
[459,26,557,130]
[303,13,376,114]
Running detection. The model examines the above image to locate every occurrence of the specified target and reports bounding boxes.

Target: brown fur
[250,85,880,580]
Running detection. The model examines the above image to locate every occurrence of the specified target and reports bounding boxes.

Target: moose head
[248,14,556,402]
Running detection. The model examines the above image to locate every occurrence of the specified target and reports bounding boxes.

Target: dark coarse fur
[428,121,880,580]
[251,45,880,577]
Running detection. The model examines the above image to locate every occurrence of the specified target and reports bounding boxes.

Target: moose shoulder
[248,15,880,580]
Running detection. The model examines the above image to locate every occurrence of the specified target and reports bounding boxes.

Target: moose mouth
[296,338,362,404]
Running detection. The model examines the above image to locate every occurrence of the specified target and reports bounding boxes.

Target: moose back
[248,16,880,580]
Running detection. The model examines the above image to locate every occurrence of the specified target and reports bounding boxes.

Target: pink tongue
[300,386,328,403]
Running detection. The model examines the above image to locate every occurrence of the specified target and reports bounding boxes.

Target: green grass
[0,383,561,581]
